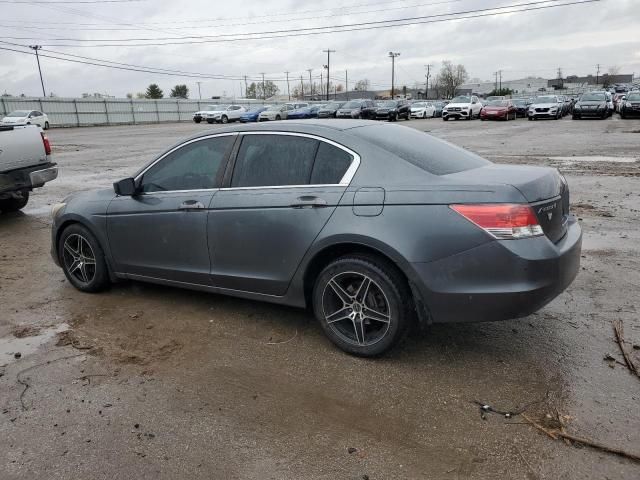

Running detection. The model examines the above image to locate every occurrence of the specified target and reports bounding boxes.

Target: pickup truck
[0,125,57,213]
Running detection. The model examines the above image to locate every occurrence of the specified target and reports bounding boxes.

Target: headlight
[51,202,66,218]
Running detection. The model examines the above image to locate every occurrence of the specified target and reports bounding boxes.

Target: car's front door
[107,133,236,284]
[208,132,358,296]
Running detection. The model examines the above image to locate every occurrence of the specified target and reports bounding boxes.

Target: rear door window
[310,142,353,184]
[231,134,319,187]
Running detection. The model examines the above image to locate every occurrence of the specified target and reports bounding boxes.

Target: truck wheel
[0,190,29,213]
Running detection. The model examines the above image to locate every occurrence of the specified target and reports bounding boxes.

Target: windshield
[6,110,30,117]
[204,105,221,110]
[513,99,527,105]
[627,93,640,101]
[434,102,444,107]
[246,106,266,112]
[580,93,605,101]
[450,96,470,103]
[412,102,427,108]
[266,105,282,111]
[535,96,558,104]
[378,101,397,107]
[487,100,509,106]
[323,102,343,109]
[342,101,362,109]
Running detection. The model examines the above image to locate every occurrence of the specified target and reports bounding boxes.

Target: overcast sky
[0,0,638,98]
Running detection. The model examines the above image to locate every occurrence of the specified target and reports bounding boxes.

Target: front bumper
[411,217,582,324]
[528,110,558,118]
[443,110,471,119]
[0,163,58,194]
[481,110,507,119]
[574,107,606,117]
[621,106,640,117]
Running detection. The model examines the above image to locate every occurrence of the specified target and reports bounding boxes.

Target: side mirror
[113,177,137,196]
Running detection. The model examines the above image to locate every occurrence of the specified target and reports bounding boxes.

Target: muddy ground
[1,116,639,479]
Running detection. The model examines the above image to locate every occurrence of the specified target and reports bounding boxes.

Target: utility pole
[494,71,498,92]
[322,49,335,102]
[307,69,313,99]
[320,71,323,97]
[284,71,290,100]
[596,63,601,86]
[260,73,266,100]
[345,70,349,100]
[499,70,502,92]
[388,52,400,98]
[196,81,202,100]
[424,64,431,99]
[243,75,248,98]
[29,45,46,97]
[300,75,304,99]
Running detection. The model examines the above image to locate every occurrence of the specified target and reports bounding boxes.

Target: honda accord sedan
[50,120,581,356]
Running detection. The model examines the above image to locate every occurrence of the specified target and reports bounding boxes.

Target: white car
[204,105,246,124]
[442,95,482,121]
[410,102,436,119]
[528,95,562,120]
[258,104,294,121]
[1,110,50,130]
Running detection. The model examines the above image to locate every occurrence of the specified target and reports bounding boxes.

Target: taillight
[41,132,51,155]
[450,204,543,240]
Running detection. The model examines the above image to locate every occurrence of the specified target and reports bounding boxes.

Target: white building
[459,77,549,95]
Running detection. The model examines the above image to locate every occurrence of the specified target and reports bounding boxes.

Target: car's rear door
[208,132,358,295]
[107,133,236,284]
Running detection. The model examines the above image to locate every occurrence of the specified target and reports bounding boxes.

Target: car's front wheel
[312,255,411,357]
[44,121,50,130]
[221,115,229,124]
[194,118,202,124]
[59,224,110,292]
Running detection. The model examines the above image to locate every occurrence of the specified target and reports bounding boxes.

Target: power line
[0,0,465,31]
[7,0,600,47]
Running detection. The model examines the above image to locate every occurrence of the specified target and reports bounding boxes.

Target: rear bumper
[0,163,57,194]
[411,217,582,324]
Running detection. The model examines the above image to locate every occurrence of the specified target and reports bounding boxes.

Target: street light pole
[29,45,46,97]
[284,71,290,100]
[389,52,400,99]
[196,81,202,99]
[307,69,313,99]
[323,49,335,102]
[260,72,266,100]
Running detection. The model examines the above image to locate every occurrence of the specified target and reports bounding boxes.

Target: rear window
[352,124,489,176]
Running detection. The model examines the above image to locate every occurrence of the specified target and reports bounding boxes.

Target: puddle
[549,156,638,163]
[0,323,69,365]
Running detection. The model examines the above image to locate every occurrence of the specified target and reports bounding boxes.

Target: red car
[480,100,518,120]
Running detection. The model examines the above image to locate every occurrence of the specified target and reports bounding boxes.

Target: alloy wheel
[321,271,391,347]
[62,234,97,284]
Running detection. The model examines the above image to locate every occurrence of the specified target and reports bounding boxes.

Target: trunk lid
[445,164,569,243]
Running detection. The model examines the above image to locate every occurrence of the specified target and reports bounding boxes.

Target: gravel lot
[1,116,639,479]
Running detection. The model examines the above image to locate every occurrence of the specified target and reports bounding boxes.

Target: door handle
[178,200,205,210]
[290,196,328,209]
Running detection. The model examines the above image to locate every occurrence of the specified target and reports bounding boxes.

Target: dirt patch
[12,325,42,338]
[111,338,183,365]
[571,202,615,217]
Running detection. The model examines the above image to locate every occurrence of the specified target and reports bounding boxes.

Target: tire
[528,116,533,121]
[312,255,411,357]
[423,112,427,119]
[0,190,29,213]
[206,119,214,124]
[221,115,229,124]
[275,115,281,121]
[405,112,410,121]
[44,121,50,130]
[443,116,449,121]
[194,118,201,124]
[58,224,110,293]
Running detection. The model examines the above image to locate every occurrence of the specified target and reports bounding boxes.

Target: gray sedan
[50,120,582,356]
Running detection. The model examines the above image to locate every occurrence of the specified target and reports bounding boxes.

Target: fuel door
[353,187,385,217]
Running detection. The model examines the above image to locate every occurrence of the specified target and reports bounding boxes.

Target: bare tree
[608,65,621,76]
[438,61,469,98]
[354,79,370,91]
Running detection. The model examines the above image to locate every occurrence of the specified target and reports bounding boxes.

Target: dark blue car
[240,106,270,122]
[287,105,324,120]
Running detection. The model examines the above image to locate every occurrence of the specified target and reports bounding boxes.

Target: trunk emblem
[547,212,553,220]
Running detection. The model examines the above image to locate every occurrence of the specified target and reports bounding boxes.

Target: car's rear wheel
[0,190,29,213]
[312,256,411,357]
[59,224,110,292]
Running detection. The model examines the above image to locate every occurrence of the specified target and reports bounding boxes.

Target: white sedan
[410,102,436,119]
[1,110,50,129]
